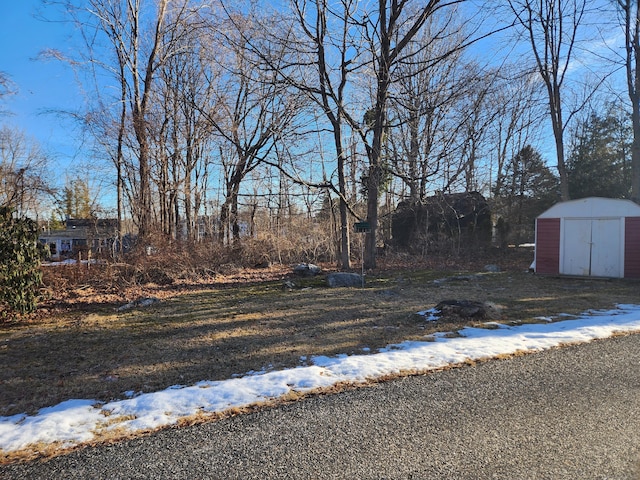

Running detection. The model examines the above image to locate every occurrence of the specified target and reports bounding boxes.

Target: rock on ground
[326,272,364,288]
[435,299,500,319]
[293,263,322,277]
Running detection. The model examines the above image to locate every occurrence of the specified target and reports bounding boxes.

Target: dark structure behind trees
[391,192,492,253]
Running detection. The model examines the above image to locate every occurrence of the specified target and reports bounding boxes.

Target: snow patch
[2,304,640,455]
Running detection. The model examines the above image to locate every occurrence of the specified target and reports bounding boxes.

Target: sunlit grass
[1,269,639,418]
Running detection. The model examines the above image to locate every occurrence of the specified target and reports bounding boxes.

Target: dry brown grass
[1,247,639,423]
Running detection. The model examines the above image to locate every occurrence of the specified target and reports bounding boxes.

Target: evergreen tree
[493,145,560,246]
[0,207,43,317]
[61,178,93,219]
[567,106,632,199]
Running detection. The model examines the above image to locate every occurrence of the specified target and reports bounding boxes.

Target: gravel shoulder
[4,333,640,479]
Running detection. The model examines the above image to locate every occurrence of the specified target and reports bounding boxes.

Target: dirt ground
[1,247,639,422]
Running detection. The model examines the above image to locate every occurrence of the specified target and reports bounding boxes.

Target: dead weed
[1,250,639,423]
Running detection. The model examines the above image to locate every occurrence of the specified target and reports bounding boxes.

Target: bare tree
[386,14,469,203]
[61,0,206,239]
[254,0,473,267]
[489,69,545,199]
[292,2,347,266]
[0,126,52,217]
[359,0,465,268]
[129,0,166,238]
[507,0,588,201]
[0,72,15,116]
[153,15,215,240]
[271,0,372,269]
[616,0,640,203]
[226,0,365,268]
[202,10,304,244]
[447,64,499,193]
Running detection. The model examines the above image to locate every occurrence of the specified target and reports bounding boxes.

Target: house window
[60,240,72,253]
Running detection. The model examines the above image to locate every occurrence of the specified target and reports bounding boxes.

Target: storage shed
[533,197,640,278]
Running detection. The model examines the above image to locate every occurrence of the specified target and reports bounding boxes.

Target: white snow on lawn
[2,304,640,455]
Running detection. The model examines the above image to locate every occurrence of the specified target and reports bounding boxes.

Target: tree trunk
[334,131,351,269]
[364,161,381,270]
[231,191,240,241]
[408,113,420,203]
[549,83,570,201]
[219,200,230,245]
[135,128,152,238]
[628,0,640,204]
[363,1,392,270]
[631,103,640,204]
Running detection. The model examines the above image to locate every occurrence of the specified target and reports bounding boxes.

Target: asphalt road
[4,333,640,479]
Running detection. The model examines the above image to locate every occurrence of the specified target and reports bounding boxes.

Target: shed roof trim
[537,197,640,219]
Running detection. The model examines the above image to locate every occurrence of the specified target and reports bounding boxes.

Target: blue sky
[0,0,83,176]
[0,0,624,202]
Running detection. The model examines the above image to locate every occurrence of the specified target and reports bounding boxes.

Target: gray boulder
[282,279,297,290]
[293,263,322,277]
[435,299,487,318]
[117,297,160,312]
[326,272,364,287]
[434,299,503,319]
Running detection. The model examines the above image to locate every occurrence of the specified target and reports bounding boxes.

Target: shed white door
[562,218,621,277]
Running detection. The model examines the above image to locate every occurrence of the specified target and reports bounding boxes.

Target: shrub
[0,208,43,317]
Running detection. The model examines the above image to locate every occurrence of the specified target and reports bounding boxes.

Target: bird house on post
[354,221,371,233]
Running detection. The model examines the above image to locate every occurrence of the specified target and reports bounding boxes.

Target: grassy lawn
[2,258,640,419]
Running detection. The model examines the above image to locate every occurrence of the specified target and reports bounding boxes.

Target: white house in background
[39,218,118,261]
[532,197,640,278]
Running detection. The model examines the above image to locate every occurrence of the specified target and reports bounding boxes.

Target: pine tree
[567,107,632,199]
[493,145,560,246]
[62,179,93,219]
[0,207,43,317]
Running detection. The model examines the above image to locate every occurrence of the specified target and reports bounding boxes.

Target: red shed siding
[625,217,640,278]
[536,218,561,275]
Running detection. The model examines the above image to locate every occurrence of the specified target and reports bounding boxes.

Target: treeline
[2,0,640,269]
